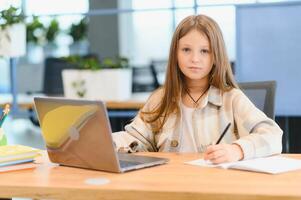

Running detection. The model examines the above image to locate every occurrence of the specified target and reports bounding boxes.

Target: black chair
[238,80,276,119]
[43,57,77,96]
[132,66,158,93]
[149,60,167,88]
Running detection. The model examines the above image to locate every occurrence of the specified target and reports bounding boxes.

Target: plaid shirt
[113,86,283,160]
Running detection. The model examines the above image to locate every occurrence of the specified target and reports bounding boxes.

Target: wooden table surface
[0,100,145,110]
[0,152,301,200]
[0,93,150,110]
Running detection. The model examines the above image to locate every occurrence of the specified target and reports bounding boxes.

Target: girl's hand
[203,144,244,164]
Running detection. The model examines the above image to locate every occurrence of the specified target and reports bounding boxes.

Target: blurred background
[0,0,301,153]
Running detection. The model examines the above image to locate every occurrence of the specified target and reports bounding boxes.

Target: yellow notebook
[0,145,40,163]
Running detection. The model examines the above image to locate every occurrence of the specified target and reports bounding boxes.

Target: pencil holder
[0,127,7,146]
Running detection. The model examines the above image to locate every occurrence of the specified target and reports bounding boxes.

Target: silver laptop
[34,97,168,173]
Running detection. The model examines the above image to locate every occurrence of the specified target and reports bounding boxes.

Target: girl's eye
[200,49,210,54]
[182,48,190,52]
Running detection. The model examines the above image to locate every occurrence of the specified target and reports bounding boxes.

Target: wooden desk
[0,93,149,110]
[0,153,301,200]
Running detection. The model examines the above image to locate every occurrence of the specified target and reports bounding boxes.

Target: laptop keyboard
[119,160,142,168]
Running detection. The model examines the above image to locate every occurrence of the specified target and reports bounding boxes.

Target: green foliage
[26,16,44,44]
[0,6,24,30]
[102,57,129,69]
[63,55,101,70]
[45,19,60,43]
[69,18,88,42]
[63,55,129,70]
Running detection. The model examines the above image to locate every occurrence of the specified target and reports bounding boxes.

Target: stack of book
[0,145,41,172]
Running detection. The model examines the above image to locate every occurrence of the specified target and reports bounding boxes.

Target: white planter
[0,23,26,57]
[62,69,133,101]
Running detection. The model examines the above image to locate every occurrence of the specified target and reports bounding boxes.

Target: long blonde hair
[141,14,238,133]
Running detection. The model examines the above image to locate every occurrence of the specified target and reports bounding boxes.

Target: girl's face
[177,29,213,84]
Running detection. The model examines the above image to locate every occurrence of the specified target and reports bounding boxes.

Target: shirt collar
[179,85,223,109]
[204,85,223,107]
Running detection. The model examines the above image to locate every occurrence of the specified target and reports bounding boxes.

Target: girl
[113,14,282,164]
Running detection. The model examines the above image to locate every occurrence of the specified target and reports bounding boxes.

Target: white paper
[185,156,301,174]
[0,163,37,173]
[185,159,237,169]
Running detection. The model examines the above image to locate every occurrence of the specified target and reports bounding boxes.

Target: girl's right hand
[203,143,244,164]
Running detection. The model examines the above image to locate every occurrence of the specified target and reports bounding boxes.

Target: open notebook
[185,155,301,174]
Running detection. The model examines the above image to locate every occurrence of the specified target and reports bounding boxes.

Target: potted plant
[26,16,45,63]
[62,56,133,101]
[69,17,89,55]
[43,18,60,57]
[0,6,26,57]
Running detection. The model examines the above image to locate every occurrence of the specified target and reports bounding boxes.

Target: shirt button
[170,140,179,147]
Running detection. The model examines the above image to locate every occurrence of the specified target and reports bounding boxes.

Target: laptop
[34,97,168,173]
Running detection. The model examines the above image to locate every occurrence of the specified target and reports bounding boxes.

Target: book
[185,155,301,174]
[0,145,40,164]
[0,158,34,167]
[0,162,38,173]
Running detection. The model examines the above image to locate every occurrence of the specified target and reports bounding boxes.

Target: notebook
[34,97,168,173]
[0,162,37,173]
[0,145,40,172]
[0,145,40,164]
[185,155,301,174]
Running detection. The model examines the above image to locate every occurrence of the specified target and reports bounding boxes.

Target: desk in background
[0,92,149,110]
[0,152,300,199]
[0,93,150,131]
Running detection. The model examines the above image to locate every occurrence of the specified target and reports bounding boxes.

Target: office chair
[132,66,158,93]
[43,57,77,95]
[149,60,167,88]
[238,80,276,119]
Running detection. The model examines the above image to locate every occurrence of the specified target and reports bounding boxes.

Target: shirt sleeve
[232,90,283,160]
[112,89,163,153]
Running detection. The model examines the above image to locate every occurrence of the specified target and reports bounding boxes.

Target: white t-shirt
[179,103,198,152]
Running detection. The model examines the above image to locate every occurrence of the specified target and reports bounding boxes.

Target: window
[0,0,22,93]
[0,0,89,93]
[120,1,174,65]
[197,6,236,61]
[25,0,89,57]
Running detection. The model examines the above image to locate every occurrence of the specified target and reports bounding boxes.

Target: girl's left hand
[203,144,244,164]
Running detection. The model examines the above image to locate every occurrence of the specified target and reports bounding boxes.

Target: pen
[0,104,10,128]
[215,122,231,145]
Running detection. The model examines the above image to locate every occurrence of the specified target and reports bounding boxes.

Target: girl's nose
[191,51,200,63]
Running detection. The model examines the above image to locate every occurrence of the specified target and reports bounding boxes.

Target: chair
[132,66,158,93]
[238,81,276,119]
[43,57,77,95]
[149,60,167,88]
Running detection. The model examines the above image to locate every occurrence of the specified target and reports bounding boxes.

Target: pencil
[0,104,10,128]
[215,122,231,145]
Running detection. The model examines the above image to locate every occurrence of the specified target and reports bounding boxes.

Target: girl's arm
[112,116,157,153]
[232,90,283,160]
[112,89,163,153]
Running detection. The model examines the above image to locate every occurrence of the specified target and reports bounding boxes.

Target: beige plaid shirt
[113,86,283,160]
